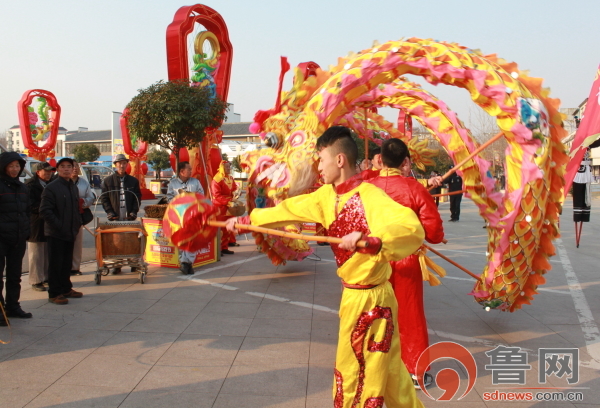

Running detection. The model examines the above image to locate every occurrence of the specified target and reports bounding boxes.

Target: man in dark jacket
[27,162,55,291]
[100,154,141,221]
[100,154,141,274]
[40,157,83,305]
[446,167,463,222]
[0,151,32,323]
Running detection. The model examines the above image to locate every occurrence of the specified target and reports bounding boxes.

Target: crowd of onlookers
[0,152,143,326]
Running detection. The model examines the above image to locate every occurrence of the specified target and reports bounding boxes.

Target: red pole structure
[120,109,155,199]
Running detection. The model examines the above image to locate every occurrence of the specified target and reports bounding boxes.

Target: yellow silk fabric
[250,182,424,285]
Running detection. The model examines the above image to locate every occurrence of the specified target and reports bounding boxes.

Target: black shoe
[412,372,433,390]
[70,270,82,276]
[187,264,194,275]
[221,249,235,255]
[131,267,138,273]
[229,242,240,247]
[6,307,33,319]
[32,283,47,291]
[448,219,456,222]
[317,242,330,246]
[180,262,191,275]
[112,268,122,275]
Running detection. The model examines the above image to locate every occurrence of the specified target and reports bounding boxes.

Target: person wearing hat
[26,162,55,292]
[40,157,83,305]
[0,151,32,323]
[100,154,142,274]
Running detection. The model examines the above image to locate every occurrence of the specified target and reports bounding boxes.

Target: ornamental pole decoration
[119,108,154,199]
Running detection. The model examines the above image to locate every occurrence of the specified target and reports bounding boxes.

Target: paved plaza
[1,198,600,408]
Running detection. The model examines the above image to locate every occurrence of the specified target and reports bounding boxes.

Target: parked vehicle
[79,163,114,189]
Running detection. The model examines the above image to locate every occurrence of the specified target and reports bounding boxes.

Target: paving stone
[235,337,310,365]
[246,318,312,340]
[159,334,244,366]
[26,327,117,353]
[121,312,196,334]
[57,353,154,388]
[134,357,229,395]
[221,363,308,397]
[120,389,216,408]
[25,384,130,408]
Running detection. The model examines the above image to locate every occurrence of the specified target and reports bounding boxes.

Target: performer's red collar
[334,173,363,194]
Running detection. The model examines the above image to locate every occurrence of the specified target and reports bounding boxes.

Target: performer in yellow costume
[227,126,424,408]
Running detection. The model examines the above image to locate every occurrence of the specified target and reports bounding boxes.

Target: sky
[2,0,600,135]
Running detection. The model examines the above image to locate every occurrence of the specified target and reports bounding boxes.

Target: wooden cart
[94,220,148,284]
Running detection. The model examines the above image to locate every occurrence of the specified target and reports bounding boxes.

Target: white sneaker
[411,373,433,390]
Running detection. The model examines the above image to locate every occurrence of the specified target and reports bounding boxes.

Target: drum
[97,221,143,257]
[227,200,246,216]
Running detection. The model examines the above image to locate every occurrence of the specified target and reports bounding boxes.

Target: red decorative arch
[166,4,233,100]
[165,4,233,192]
[17,89,61,161]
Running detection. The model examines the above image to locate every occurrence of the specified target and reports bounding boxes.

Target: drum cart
[94,220,148,284]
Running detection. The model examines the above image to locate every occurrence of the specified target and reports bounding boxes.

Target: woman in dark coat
[0,151,32,323]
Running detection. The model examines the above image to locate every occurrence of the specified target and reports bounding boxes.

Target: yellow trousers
[334,281,423,408]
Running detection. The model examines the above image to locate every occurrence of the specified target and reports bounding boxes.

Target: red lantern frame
[17,89,61,161]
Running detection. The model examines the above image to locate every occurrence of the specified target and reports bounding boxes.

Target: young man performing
[369,139,445,388]
[226,126,424,408]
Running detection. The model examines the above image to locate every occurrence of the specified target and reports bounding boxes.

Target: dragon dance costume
[369,169,445,376]
[210,161,237,252]
[244,174,424,408]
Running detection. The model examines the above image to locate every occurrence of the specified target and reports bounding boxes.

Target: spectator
[0,152,32,323]
[167,161,204,274]
[446,167,463,222]
[40,157,83,305]
[100,154,142,274]
[360,147,383,181]
[27,162,55,292]
[71,162,95,276]
[429,171,442,207]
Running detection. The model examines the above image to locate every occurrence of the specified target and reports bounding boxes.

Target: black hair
[177,161,190,174]
[369,147,381,160]
[316,126,358,165]
[381,138,410,168]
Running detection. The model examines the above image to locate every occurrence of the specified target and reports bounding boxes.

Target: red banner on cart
[143,218,217,268]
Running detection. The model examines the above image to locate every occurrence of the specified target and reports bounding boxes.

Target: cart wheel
[139,271,145,284]
[95,271,101,285]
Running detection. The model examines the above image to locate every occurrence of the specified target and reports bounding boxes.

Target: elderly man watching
[40,157,83,305]
[100,154,142,274]
[167,161,204,275]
